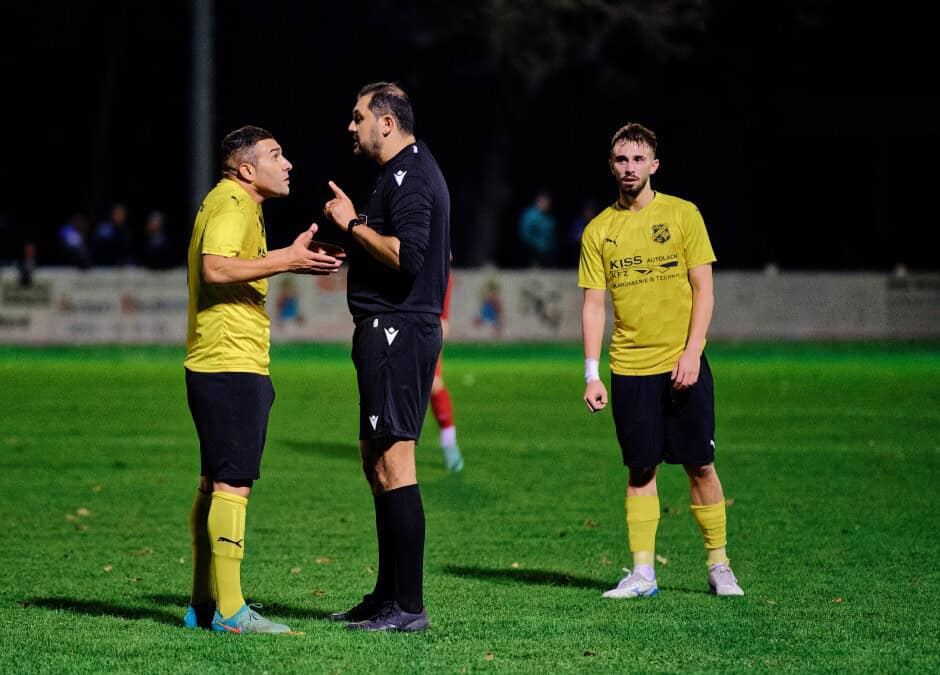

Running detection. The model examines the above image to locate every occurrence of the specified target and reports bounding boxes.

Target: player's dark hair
[220,125,274,175]
[610,122,658,156]
[357,82,415,135]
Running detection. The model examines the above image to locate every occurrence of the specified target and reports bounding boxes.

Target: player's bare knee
[682,464,718,485]
[683,462,716,482]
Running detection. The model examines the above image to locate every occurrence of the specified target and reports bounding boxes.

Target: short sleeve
[682,204,717,268]
[578,217,607,289]
[202,199,249,257]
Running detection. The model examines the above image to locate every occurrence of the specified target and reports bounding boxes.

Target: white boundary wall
[1,267,937,344]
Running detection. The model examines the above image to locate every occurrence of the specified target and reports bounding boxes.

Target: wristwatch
[348,214,368,233]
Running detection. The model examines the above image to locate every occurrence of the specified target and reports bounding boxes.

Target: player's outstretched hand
[584,380,608,413]
[323,181,357,231]
[287,224,343,275]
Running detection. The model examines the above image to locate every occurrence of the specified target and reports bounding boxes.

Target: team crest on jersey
[651,224,670,244]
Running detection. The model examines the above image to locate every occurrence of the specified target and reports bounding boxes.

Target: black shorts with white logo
[610,354,715,468]
[352,312,442,442]
[185,369,275,483]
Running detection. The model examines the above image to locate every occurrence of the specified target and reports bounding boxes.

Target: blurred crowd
[0,193,603,281]
[0,202,179,283]
[54,203,177,270]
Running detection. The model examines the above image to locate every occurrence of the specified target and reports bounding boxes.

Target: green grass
[1,341,939,673]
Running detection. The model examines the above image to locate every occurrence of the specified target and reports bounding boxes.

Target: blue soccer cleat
[183,602,215,629]
[211,604,292,634]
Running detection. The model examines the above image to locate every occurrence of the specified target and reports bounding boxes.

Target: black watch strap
[348,213,368,233]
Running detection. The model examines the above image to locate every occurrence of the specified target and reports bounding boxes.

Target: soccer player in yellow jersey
[183,125,344,633]
[579,122,744,598]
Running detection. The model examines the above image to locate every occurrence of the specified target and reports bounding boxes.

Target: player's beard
[619,174,648,199]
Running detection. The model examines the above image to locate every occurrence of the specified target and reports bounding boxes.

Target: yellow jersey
[184,179,271,374]
[578,192,716,375]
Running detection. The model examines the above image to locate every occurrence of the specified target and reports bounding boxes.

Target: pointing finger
[328,180,348,200]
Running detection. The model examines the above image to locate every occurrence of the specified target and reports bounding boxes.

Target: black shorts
[185,369,275,483]
[610,354,715,468]
[352,312,442,442]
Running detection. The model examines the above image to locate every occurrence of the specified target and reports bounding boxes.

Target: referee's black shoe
[345,600,430,632]
[327,593,387,623]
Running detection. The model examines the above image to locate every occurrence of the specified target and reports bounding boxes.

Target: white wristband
[585,358,600,383]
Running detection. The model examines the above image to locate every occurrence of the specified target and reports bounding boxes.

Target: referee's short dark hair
[610,122,658,157]
[358,82,415,135]
[221,125,274,174]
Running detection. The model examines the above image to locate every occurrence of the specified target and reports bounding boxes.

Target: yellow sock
[208,491,248,618]
[189,488,213,606]
[690,500,729,566]
[626,495,660,566]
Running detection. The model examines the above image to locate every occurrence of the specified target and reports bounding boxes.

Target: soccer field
[1,342,938,673]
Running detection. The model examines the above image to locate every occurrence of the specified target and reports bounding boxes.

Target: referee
[323,82,450,632]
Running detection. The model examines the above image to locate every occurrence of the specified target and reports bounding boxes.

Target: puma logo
[216,536,243,548]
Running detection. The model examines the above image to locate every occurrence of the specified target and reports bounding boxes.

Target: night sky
[2,1,937,271]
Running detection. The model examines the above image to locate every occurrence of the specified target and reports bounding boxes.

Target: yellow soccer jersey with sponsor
[184,179,271,374]
[578,192,716,375]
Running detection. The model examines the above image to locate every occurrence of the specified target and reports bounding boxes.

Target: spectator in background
[566,198,598,267]
[141,210,175,269]
[57,212,91,268]
[92,202,136,266]
[518,190,557,267]
[19,241,37,287]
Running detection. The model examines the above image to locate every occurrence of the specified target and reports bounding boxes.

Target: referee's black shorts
[610,354,716,468]
[352,312,442,442]
[185,369,275,483]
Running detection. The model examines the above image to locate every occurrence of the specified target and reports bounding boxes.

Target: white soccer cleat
[708,562,744,596]
[602,568,658,598]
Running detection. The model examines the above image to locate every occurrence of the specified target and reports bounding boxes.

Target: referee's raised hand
[323,180,356,230]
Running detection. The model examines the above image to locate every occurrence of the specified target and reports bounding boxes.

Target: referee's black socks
[381,484,426,613]
[372,493,395,601]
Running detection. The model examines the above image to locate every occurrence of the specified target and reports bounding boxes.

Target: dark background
[1,0,937,271]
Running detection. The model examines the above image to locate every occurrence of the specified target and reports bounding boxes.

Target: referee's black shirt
[347,141,451,322]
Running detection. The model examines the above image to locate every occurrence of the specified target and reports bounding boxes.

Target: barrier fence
[1,267,938,345]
